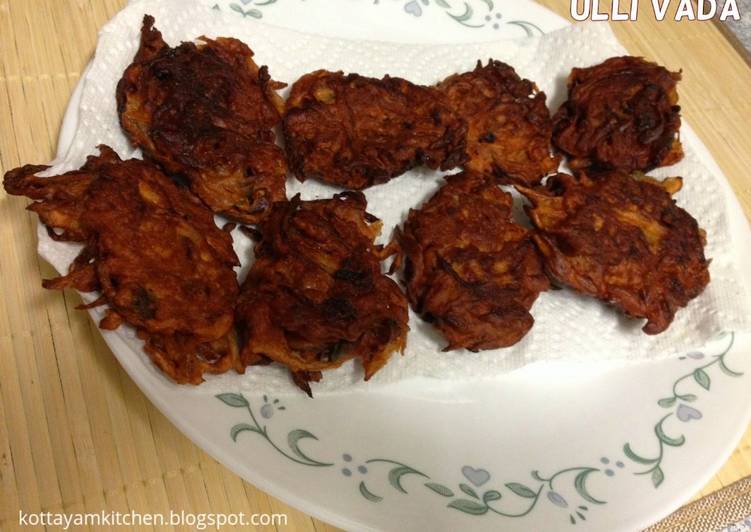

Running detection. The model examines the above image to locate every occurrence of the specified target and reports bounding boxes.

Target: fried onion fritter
[552,56,683,173]
[4,163,96,242]
[437,60,560,186]
[3,146,242,383]
[395,172,549,351]
[236,192,409,395]
[117,15,286,223]
[282,70,468,190]
[518,170,709,334]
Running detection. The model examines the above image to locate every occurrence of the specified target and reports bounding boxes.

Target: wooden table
[1,1,749,530]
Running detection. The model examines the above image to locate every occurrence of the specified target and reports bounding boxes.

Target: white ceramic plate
[51,1,751,531]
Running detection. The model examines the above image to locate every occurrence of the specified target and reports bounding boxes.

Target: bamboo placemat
[1,1,750,530]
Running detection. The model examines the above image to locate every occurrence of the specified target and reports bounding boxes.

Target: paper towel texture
[37,0,751,393]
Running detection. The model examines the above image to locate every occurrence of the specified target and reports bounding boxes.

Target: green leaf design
[505,482,537,499]
[530,470,545,481]
[230,4,263,18]
[480,0,494,10]
[424,482,454,497]
[574,470,606,505]
[482,490,502,503]
[623,443,658,465]
[651,467,665,488]
[679,393,698,402]
[459,483,479,499]
[255,0,277,5]
[230,423,260,441]
[216,393,249,408]
[449,2,473,22]
[434,0,451,7]
[718,359,743,377]
[506,20,545,37]
[287,429,327,465]
[655,423,685,447]
[447,499,488,515]
[657,397,676,408]
[388,466,427,494]
[359,481,383,503]
[694,368,711,390]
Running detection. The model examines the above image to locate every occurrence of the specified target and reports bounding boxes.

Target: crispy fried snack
[518,171,709,334]
[282,70,468,190]
[4,163,95,242]
[437,60,560,186]
[236,192,409,395]
[552,56,683,172]
[3,146,242,383]
[117,15,286,223]
[395,172,549,351]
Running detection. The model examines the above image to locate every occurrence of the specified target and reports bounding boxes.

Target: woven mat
[646,476,751,531]
[1,0,750,530]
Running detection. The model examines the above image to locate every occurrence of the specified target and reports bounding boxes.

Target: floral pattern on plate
[217,333,742,526]
[212,0,544,34]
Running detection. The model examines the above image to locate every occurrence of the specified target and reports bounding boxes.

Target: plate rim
[44,2,751,530]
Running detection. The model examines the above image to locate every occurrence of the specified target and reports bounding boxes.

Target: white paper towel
[37,0,751,393]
